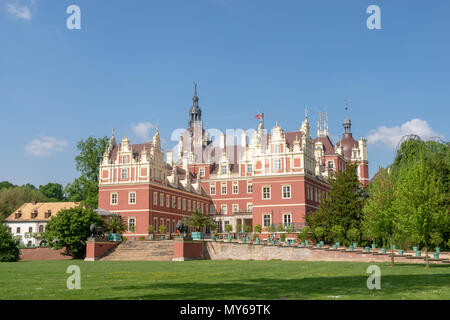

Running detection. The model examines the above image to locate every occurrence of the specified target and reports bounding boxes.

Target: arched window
[39,225,44,233]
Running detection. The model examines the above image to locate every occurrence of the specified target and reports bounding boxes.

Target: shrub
[254,224,262,234]
[105,213,127,234]
[159,224,167,233]
[280,234,286,242]
[314,227,325,242]
[346,228,360,244]
[276,224,285,233]
[236,224,242,233]
[243,225,251,233]
[225,224,233,233]
[330,225,345,243]
[138,236,145,241]
[148,225,154,233]
[0,225,20,262]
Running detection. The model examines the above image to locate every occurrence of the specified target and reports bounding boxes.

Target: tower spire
[343,99,352,134]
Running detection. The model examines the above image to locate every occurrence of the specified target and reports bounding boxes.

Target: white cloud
[367,119,443,149]
[131,122,155,141]
[6,1,32,20]
[25,135,68,157]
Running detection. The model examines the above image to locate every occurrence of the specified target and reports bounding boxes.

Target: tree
[184,209,215,232]
[105,213,127,234]
[0,186,47,221]
[362,168,400,266]
[330,225,345,244]
[394,160,448,268]
[254,224,262,234]
[0,224,21,262]
[39,183,66,201]
[65,136,109,209]
[314,227,325,243]
[306,164,365,243]
[0,181,15,190]
[297,226,311,243]
[346,228,360,245]
[225,224,233,233]
[43,207,104,259]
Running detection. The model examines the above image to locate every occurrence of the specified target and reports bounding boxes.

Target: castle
[97,85,369,238]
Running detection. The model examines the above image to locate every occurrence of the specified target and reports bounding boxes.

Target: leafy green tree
[65,136,109,209]
[0,186,47,221]
[43,207,104,259]
[306,163,365,243]
[0,224,21,262]
[254,224,262,234]
[395,160,448,268]
[362,168,400,266]
[314,227,325,243]
[225,224,233,233]
[330,225,345,244]
[39,183,66,201]
[0,181,15,190]
[297,226,311,243]
[184,209,215,232]
[105,213,127,234]
[346,228,360,245]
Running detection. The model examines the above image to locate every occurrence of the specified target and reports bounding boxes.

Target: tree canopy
[0,224,21,262]
[65,136,109,209]
[43,207,104,259]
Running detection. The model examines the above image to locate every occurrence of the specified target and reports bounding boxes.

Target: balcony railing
[210,211,253,216]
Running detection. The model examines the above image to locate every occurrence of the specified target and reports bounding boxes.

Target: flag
[255,113,264,119]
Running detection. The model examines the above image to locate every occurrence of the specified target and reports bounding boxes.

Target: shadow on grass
[107,273,450,300]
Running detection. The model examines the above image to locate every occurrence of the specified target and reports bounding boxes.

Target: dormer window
[199,168,205,177]
[275,145,281,153]
[15,211,22,219]
[327,161,334,169]
[221,165,227,174]
[31,210,38,219]
[247,164,253,173]
[122,155,127,164]
[353,151,358,158]
[45,210,52,218]
[121,169,128,179]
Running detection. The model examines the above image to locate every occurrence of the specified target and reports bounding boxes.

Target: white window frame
[199,168,205,177]
[247,163,253,173]
[129,191,136,204]
[221,165,227,174]
[128,217,136,231]
[110,192,118,205]
[221,183,227,195]
[247,203,252,213]
[153,192,158,205]
[274,158,282,170]
[232,183,238,194]
[221,204,227,214]
[262,186,271,200]
[263,213,272,227]
[210,185,216,195]
[166,195,170,208]
[282,185,291,199]
[232,204,239,213]
[247,183,253,193]
[283,213,292,227]
[160,193,164,206]
[121,168,128,179]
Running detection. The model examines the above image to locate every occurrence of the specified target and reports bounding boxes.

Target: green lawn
[0,260,449,300]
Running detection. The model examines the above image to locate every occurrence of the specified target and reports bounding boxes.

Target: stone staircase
[100,240,174,261]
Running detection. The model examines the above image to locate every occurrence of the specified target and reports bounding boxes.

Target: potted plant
[314,227,325,246]
[225,224,233,242]
[213,231,218,241]
[330,225,344,248]
[254,224,262,243]
[430,232,442,254]
[184,209,215,240]
[267,225,276,244]
[346,228,359,250]
[105,213,127,241]
[159,224,167,239]
[298,226,310,246]
[129,225,136,240]
[148,225,154,240]
[236,223,242,239]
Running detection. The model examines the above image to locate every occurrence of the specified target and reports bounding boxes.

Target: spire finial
[156,123,159,133]
[194,81,197,96]
[305,106,308,119]
[112,128,115,136]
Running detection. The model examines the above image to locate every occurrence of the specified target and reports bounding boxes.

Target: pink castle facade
[97,86,369,238]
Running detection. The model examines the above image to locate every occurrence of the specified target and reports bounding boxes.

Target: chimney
[166,150,173,167]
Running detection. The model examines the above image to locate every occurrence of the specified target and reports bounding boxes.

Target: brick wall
[20,248,72,261]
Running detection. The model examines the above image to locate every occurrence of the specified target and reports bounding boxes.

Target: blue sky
[0,0,449,187]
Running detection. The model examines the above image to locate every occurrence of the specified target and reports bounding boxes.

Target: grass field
[0,260,449,300]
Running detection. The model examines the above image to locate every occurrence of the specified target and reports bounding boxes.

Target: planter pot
[398,249,404,255]
[353,242,358,248]
[413,246,418,251]
[381,248,386,254]
[227,236,232,243]
[333,244,337,249]
[212,237,217,241]
[108,233,122,241]
[320,241,324,246]
[286,241,290,246]
[317,243,321,248]
[434,252,439,259]
[392,244,396,250]
[242,239,246,243]
[160,235,165,240]
[305,240,309,245]
[371,243,376,249]
[271,241,275,245]
[256,238,260,244]
[349,245,354,251]
[365,247,370,252]
[336,242,341,247]
[148,234,154,240]
[132,237,136,241]
[415,251,421,257]
[191,232,204,240]
[436,247,440,253]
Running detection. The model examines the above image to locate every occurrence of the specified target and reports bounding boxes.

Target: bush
[330,225,345,244]
[254,224,262,234]
[138,236,145,241]
[280,234,286,242]
[44,207,104,259]
[105,213,127,234]
[159,225,167,233]
[314,227,325,242]
[225,224,233,233]
[0,225,20,262]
